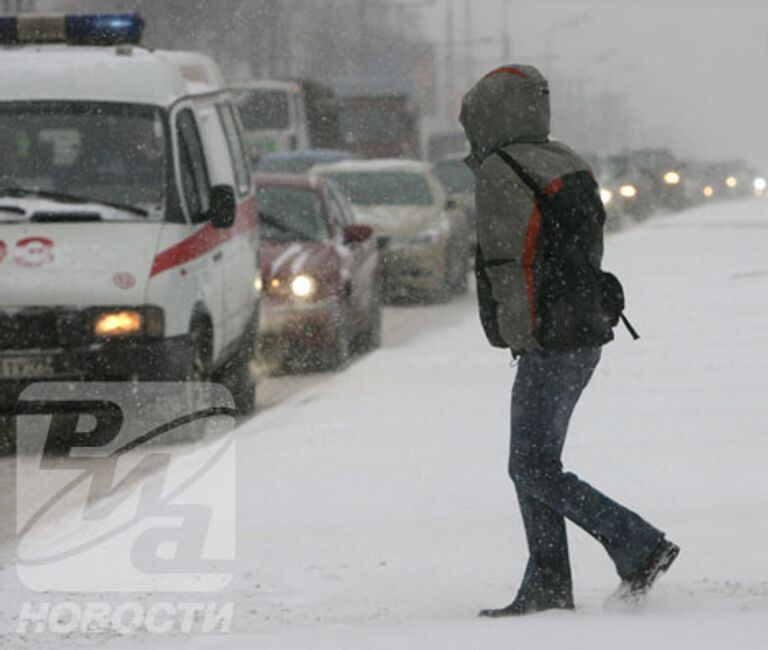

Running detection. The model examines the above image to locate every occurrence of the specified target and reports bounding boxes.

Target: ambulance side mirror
[209,185,236,229]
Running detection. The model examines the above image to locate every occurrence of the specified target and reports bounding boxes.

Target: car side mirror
[209,185,236,229]
[343,223,373,244]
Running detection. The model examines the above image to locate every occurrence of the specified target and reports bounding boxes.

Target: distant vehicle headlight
[663,171,681,185]
[599,188,613,205]
[753,177,766,193]
[619,184,637,198]
[291,274,317,299]
[725,176,738,188]
[702,185,715,198]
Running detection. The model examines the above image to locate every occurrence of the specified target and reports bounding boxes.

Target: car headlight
[619,184,637,198]
[663,171,681,185]
[599,188,613,205]
[93,307,164,338]
[725,176,738,188]
[753,177,766,195]
[291,274,317,299]
[702,185,715,198]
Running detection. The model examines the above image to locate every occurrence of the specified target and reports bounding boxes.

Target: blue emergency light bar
[0,13,144,46]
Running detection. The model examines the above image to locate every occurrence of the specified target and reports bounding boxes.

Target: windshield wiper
[0,187,149,217]
[259,211,315,241]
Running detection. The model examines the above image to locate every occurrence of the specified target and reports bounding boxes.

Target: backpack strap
[494,148,546,201]
[492,147,641,342]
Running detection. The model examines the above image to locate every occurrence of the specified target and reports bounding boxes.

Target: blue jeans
[509,347,664,600]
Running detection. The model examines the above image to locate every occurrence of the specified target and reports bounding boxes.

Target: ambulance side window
[218,103,251,197]
[176,109,211,224]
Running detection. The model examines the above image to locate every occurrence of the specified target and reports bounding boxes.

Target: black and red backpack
[494,148,639,351]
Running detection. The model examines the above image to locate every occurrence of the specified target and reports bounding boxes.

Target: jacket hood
[460,65,550,169]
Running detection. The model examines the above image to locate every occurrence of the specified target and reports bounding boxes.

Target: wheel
[217,316,258,416]
[357,294,382,352]
[426,251,453,304]
[188,318,213,382]
[174,318,215,443]
[0,415,15,456]
[219,347,256,416]
[315,300,350,371]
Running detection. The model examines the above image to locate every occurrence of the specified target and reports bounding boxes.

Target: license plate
[0,355,55,379]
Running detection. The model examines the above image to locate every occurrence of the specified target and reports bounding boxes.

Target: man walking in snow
[460,64,679,616]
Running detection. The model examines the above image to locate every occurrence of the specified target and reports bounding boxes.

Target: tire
[0,415,15,456]
[426,252,453,304]
[188,318,213,382]
[217,316,258,416]
[174,318,215,444]
[316,300,350,371]
[357,294,382,352]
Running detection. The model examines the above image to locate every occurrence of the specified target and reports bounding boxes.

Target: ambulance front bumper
[0,337,194,411]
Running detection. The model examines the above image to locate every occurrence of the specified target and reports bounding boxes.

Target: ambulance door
[171,104,226,356]
[195,101,255,345]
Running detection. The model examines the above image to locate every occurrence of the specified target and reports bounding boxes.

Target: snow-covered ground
[3,199,768,648]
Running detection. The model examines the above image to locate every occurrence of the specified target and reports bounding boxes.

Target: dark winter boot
[607,538,680,608]
[479,592,575,618]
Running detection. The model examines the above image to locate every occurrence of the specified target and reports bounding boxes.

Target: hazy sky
[417,0,768,170]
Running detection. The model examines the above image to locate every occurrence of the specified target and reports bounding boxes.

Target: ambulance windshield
[0,102,167,220]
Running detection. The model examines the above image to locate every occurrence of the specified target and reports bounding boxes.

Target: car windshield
[434,160,475,195]
[236,90,290,131]
[0,101,167,220]
[323,171,433,206]
[257,186,328,241]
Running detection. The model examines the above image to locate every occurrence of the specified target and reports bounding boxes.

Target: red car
[256,174,381,370]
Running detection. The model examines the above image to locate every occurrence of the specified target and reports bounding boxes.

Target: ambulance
[0,14,262,414]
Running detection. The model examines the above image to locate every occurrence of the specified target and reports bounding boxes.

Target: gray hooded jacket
[460,64,599,352]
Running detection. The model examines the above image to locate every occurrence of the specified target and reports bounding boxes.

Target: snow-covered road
[221,199,768,649]
[3,199,768,649]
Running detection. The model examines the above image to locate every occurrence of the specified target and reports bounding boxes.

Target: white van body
[0,41,261,410]
[232,80,310,159]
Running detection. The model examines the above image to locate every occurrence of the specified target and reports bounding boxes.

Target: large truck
[232,79,340,162]
[337,94,421,160]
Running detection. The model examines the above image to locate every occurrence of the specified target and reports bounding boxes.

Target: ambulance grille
[0,309,90,351]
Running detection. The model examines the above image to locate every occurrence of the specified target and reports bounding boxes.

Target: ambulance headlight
[290,274,317,299]
[619,184,638,198]
[93,306,164,338]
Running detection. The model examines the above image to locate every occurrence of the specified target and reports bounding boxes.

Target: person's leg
[514,488,573,604]
[508,353,574,605]
[508,347,664,580]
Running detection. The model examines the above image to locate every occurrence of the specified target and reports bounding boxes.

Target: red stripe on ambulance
[150,198,256,277]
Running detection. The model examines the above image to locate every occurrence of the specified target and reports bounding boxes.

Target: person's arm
[474,244,508,348]
[474,157,540,353]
